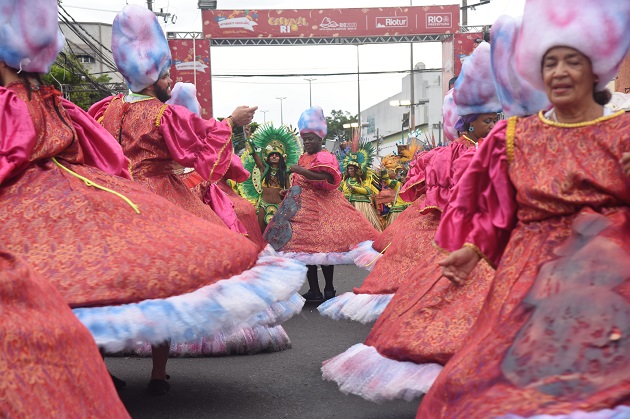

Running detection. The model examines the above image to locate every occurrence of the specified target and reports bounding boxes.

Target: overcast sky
[62,0,526,125]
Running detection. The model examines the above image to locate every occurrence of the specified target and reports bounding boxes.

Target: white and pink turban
[442,89,459,143]
[453,41,502,116]
[0,0,65,73]
[491,15,550,117]
[516,0,630,92]
[167,83,201,116]
[112,5,172,93]
[298,106,327,139]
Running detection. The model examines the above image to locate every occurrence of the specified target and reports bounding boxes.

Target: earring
[468,126,475,132]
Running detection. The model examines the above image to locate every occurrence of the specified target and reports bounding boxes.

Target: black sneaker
[109,373,127,390]
[147,379,170,395]
[301,290,324,302]
[324,289,336,301]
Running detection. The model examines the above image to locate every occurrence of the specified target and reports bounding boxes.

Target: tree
[326,109,358,142]
[43,53,112,111]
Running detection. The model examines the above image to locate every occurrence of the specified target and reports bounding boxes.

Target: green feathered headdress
[238,124,303,204]
[336,140,376,176]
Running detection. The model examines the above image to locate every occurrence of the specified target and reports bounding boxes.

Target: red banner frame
[202,6,459,39]
[168,39,213,119]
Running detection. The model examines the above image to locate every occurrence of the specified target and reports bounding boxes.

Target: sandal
[301,290,324,302]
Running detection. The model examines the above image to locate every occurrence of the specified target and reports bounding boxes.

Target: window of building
[76,55,95,64]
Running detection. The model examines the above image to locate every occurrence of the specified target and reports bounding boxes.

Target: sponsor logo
[426,13,452,28]
[174,61,209,73]
[319,17,357,31]
[217,17,258,32]
[375,16,408,28]
[268,16,308,34]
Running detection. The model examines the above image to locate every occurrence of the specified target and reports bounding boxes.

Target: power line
[212,68,442,78]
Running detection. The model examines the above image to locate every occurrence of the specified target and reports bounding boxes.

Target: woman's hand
[438,247,481,285]
[279,189,289,199]
[621,152,630,178]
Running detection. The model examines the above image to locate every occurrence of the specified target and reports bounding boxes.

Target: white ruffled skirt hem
[277,247,364,265]
[493,406,630,419]
[317,292,393,324]
[351,240,383,271]
[118,324,292,357]
[73,252,307,352]
[321,343,443,403]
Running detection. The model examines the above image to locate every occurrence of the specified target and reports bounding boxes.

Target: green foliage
[43,54,111,111]
[326,109,358,142]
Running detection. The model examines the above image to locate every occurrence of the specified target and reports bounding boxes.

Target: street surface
[106,265,418,419]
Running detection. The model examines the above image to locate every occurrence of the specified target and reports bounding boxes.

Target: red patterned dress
[319,137,488,324]
[321,136,495,402]
[89,94,243,227]
[418,111,630,418]
[217,179,267,251]
[264,151,379,265]
[0,250,128,417]
[0,82,305,353]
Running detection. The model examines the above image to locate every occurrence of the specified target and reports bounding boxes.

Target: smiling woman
[418,0,630,417]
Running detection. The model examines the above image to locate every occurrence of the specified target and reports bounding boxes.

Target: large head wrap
[453,42,502,116]
[516,0,630,92]
[166,83,201,116]
[442,89,459,142]
[491,15,550,117]
[298,106,327,139]
[112,5,172,93]
[0,0,65,73]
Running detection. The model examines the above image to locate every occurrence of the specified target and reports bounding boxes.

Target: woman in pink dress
[319,43,499,326]
[419,1,630,417]
[264,106,379,302]
[0,248,129,417]
[0,2,305,397]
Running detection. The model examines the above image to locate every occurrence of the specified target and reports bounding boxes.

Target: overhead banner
[168,39,213,118]
[453,32,484,76]
[202,6,459,39]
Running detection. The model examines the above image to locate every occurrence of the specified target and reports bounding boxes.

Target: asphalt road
[105,264,419,419]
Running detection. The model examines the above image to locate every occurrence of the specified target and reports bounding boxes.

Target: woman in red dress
[0,248,129,417]
[321,42,501,402]
[419,1,630,417]
[319,43,499,327]
[264,106,379,302]
[0,2,305,397]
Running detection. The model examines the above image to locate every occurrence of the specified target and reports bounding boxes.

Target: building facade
[360,62,444,158]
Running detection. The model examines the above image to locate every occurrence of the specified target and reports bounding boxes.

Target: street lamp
[304,78,316,107]
[390,99,429,141]
[276,97,286,125]
[261,110,269,123]
[389,99,428,107]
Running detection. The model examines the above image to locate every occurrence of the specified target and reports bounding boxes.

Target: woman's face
[542,46,596,108]
[301,133,322,154]
[347,165,357,177]
[267,153,281,165]
[470,113,498,138]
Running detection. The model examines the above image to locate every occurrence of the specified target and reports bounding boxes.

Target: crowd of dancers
[1,0,630,417]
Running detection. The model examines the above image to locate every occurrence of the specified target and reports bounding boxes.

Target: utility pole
[261,110,269,123]
[409,0,415,132]
[462,0,468,26]
[148,1,175,24]
[304,78,316,107]
[276,97,286,125]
